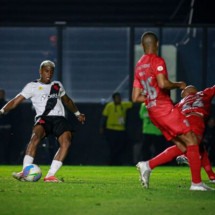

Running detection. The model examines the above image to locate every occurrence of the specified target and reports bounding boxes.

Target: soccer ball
[23,164,42,182]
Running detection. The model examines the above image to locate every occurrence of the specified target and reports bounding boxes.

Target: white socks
[46,160,63,178]
[23,155,34,168]
[23,156,62,178]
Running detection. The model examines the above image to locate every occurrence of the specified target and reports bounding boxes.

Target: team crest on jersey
[157,66,163,71]
[53,83,59,91]
[38,86,43,90]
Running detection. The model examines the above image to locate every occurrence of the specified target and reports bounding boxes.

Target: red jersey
[133,54,173,117]
[176,86,215,119]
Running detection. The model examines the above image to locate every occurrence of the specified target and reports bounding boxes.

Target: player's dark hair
[141,31,158,46]
[112,92,121,100]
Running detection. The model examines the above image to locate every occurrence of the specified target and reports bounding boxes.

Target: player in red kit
[136,85,215,185]
[176,85,215,182]
[177,85,215,142]
[132,31,214,191]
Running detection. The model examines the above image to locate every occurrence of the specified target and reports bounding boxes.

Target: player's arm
[157,73,186,90]
[61,94,85,124]
[132,87,147,103]
[0,94,25,115]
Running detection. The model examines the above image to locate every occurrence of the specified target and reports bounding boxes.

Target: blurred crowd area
[0,100,215,166]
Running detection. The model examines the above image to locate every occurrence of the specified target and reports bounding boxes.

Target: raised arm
[0,94,26,115]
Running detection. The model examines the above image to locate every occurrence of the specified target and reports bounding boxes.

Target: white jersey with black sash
[20,80,66,118]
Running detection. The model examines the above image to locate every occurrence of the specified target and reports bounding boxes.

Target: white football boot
[12,171,25,181]
[190,182,215,191]
[176,155,189,166]
[136,161,151,188]
[209,179,215,183]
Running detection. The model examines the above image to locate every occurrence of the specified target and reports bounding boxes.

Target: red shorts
[150,107,191,141]
[186,114,205,144]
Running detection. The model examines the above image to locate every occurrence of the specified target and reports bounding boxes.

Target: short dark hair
[141,31,158,46]
[112,92,121,99]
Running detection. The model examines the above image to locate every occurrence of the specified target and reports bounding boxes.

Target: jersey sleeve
[152,57,168,76]
[57,81,66,97]
[20,82,34,99]
[102,103,110,116]
[203,85,215,98]
[122,101,133,110]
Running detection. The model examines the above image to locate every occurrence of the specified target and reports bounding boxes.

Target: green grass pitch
[0,165,214,215]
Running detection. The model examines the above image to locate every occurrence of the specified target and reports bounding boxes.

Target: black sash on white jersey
[42,83,60,116]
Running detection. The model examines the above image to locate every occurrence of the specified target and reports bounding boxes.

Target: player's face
[39,66,54,84]
[114,95,121,105]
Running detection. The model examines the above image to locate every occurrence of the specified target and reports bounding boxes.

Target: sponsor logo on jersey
[41,93,59,101]
[142,63,150,68]
[41,94,47,101]
[48,93,59,99]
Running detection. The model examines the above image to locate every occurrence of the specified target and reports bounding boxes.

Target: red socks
[148,144,203,184]
[201,150,215,180]
[186,145,202,184]
[149,146,183,169]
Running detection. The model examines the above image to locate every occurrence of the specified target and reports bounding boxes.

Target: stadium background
[0,0,214,165]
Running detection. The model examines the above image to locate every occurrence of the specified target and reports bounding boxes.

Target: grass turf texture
[0,165,214,215]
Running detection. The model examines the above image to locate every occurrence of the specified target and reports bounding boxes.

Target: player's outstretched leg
[12,171,25,181]
[136,161,151,188]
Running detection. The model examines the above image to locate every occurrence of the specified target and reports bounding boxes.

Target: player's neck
[38,78,51,84]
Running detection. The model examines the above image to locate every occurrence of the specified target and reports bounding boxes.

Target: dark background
[0,0,214,166]
[0,0,214,25]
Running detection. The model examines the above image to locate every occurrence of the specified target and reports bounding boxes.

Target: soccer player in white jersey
[0,60,85,182]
